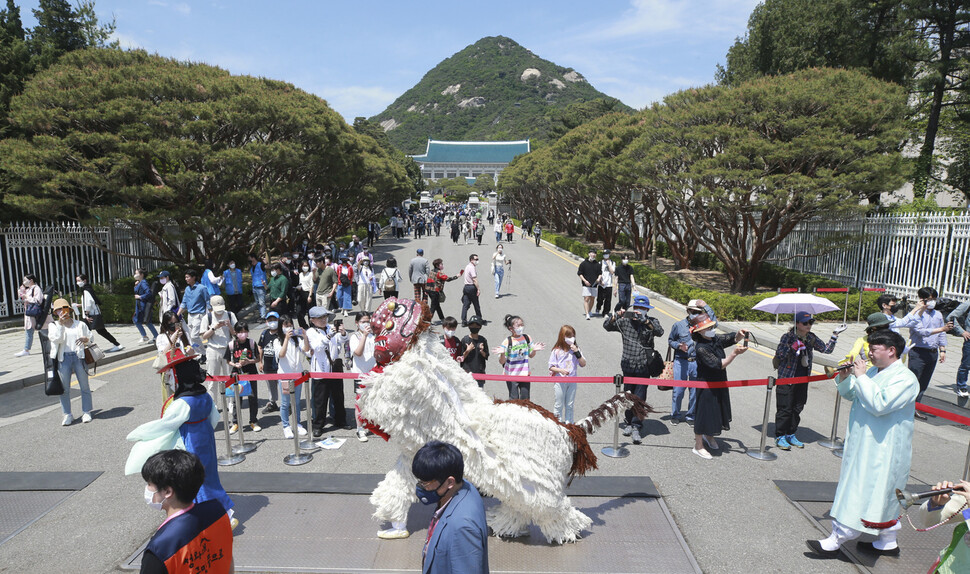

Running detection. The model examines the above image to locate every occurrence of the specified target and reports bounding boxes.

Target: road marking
[93,355,155,377]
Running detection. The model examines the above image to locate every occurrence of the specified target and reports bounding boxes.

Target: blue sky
[19,0,761,122]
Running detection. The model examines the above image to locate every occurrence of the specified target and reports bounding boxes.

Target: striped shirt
[501,335,532,376]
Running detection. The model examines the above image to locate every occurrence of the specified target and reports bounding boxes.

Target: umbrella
[752,293,841,316]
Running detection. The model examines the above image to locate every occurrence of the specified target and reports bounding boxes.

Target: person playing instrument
[922,480,970,574]
[807,330,918,558]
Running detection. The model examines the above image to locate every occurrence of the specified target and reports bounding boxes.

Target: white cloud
[110,31,143,50]
[587,0,759,40]
[309,85,402,122]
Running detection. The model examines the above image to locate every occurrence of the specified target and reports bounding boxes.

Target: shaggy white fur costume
[360,329,639,544]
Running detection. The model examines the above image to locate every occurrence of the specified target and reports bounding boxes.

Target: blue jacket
[667,304,716,359]
[180,283,209,314]
[223,268,244,296]
[134,279,153,316]
[423,481,488,574]
[250,262,266,290]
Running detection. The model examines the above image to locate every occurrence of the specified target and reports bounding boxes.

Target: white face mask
[144,486,164,511]
[701,329,716,339]
[302,266,310,272]
[444,330,455,338]
[926,299,936,310]
[267,321,279,330]
[76,281,84,288]
[622,259,629,265]
[229,263,236,269]
[271,270,279,277]
[604,255,610,260]
[160,277,168,285]
[564,337,575,345]
[588,255,596,261]
[514,326,525,336]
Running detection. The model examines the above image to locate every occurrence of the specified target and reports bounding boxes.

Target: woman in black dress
[691,314,748,460]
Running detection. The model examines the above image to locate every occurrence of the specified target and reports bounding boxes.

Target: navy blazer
[423,481,489,574]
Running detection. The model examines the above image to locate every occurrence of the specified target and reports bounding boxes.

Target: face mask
[498,247,503,252]
[160,277,168,285]
[302,266,310,272]
[144,486,164,511]
[469,327,481,334]
[237,332,248,341]
[271,270,278,277]
[926,300,936,310]
[76,281,84,288]
[701,329,715,339]
[604,255,610,260]
[622,259,629,265]
[267,321,279,330]
[889,304,899,313]
[444,330,455,338]
[514,327,525,336]
[283,327,294,335]
[589,256,595,261]
[415,484,443,505]
[564,337,575,345]
[688,312,701,319]
[22,280,29,287]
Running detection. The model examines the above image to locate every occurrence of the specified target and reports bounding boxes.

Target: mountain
[369,36,633,154]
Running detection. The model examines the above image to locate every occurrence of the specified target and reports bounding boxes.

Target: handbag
[45,359,64,396]
[84,342,106,366]
[657,347,675,391]
[24,302,42,317]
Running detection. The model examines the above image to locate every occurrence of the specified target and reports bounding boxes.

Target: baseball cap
[467,315,483,326]
[417,248,424,255]
[633,294,653,309]
[210,295,226,313]
[308,306,334,319]
[266,311,280,320]
[795,311,814,324]
[159,270,170,278]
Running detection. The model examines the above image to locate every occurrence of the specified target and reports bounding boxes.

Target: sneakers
[958,388,970,398]
[312,428,324,438]
[229,423,238,435]
[251,423,261,432]
[621,423,633,437]
[787,434,805,448]
[229,517,240,531]
[669,416,680,426]
[61,414,73,426]
[631,427,642,445]
[262,401,279,414]
[296,425,307,437]
[139,336,150,343]
[14,349,29,357]
[357,429,369,442]
[81,412,92,424]
[775,436,791,451]
[283,427,294,439]
[692,448,713,460]
[585,313,590,321]
[106,345,124,353]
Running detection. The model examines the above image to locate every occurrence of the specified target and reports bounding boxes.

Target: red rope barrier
[916,402,970,426]
[863,287,886,292]
[815,287,849,293]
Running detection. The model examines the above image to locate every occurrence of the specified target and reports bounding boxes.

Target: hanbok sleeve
[124,399,191,475]
[847,366,918,416]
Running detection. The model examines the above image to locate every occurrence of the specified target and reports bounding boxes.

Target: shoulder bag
[45,359,64,396]
[656,347,675,391]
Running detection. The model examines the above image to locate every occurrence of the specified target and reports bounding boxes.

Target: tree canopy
[0,49,414,264]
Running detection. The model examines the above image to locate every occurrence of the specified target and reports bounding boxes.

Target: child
[273,316,311,439]
[441,316,465,362]
[494,314,545,400]
[257,311,281,413]
[460,315,489,389]
[225,321,261,433]
[548,325,586,423]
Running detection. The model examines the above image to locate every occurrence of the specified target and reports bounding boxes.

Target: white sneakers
[957,389,969,398]
[377,528,410,539]
[297,426,307,437]
[283,427,294,439]
[229,424,238,435]
[14,349,29,357]
[81,413,92,423]
[106,345,124,353]
[139,337,150,343]
[357,429,369,442]
[61,414,73,426]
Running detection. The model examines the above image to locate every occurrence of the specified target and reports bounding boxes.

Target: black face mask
[889,304,900,313]
[469,327,481,334]
[165,322,180,332]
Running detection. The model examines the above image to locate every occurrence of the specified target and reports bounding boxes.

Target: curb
[0,342,156,396]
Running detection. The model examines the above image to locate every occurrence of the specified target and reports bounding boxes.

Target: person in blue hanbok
[807,330,918,558]
[125,348,236,528]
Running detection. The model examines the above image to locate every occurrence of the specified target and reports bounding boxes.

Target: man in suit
[409,248,431,302]
[413,441,488,574]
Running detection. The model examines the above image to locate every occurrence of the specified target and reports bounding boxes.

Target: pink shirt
[463,262,477,285]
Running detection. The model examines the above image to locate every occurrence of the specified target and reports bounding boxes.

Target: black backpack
[937,297,961,318]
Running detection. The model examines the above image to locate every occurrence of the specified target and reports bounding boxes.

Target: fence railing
[1,221,178,318]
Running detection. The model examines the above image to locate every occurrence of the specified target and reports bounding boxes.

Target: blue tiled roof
[411,140,530,164]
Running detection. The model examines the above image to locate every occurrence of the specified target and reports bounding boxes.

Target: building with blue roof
[411,139,530,182]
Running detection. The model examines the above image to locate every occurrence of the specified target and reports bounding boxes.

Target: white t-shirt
[600,260,615,288]
[492,252,506,269]
[306,325,332,373]
[350,332,376,374]
[273,336,309,373]
[298,271,314,292]
[199,311,236,350]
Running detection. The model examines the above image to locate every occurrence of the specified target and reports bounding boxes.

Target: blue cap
[633,294,653,309]
[266,311,280,320]
[158,270,170,278]
[417,248,424,255]
[795,311,814,324]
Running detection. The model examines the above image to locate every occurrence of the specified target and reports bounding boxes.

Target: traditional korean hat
[156,347,199,374]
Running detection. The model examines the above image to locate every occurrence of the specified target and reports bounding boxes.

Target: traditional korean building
[410,139,530,182]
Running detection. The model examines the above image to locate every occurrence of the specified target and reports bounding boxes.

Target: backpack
[936,297,961,318]
[382,269,396,292]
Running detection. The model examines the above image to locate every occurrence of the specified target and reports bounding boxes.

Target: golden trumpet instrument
[824,361,854,377]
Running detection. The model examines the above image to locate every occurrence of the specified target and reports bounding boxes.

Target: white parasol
[752,293,841,316]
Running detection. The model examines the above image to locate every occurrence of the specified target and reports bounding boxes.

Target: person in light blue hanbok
[807,330,918,558]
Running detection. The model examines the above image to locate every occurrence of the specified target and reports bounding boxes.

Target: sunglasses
[798,320,815,325]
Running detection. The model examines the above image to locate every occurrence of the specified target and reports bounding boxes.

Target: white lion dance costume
[358,298,652,544]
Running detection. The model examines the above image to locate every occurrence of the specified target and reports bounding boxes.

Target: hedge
[531,223,881,322]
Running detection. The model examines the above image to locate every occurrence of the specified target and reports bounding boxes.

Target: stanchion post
[284,376,312,466]
[230,376,257,455]
[300,371,317,452]
[747,376,778,461]
[217,380,245,466]
[819,382,844,450]
[602,374,630,459]
[963,437,970,481]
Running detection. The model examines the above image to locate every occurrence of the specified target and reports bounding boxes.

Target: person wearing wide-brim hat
[48,297,95,426]
[688,313,748,460]
[839,312,895,375]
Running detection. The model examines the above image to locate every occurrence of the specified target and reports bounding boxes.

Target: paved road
[0,228,967,573]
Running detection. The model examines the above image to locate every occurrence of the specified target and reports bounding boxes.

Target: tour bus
[419,191,432,208]
[468,192,481,211]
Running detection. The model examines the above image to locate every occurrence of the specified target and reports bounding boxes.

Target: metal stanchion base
[601,446,630,458]
[298,439,319,452]
[284,452,313,466]
[833,448,843,458]
[218,453,245,466]
[746,449,778,461]
[232,442,257,455]
[818,438,844,450]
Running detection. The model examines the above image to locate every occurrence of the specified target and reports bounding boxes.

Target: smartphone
[743,332,750,348]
